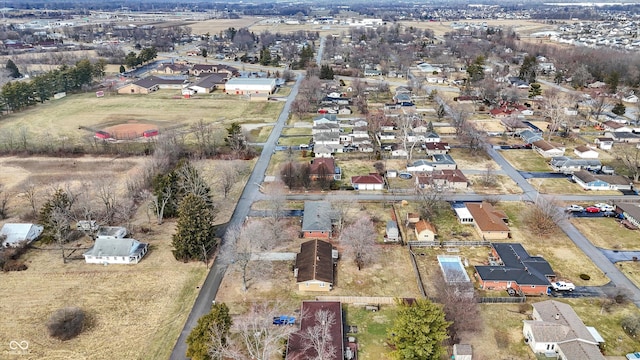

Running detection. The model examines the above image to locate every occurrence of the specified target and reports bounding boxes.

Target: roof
[314,132,340,141]
[351,173,384,185]
[302,201,334,232]
[465,202,509,233]
[310,158,336,175]
[425,142,449,150]
[192,73,228,88]
[96,226,128,238]
[574,145,595,153]
[415,219,436,235]
[558,340,606,360]
[295,240,334,283]
[83,238,148,258]
[432,154,456,164]
[532,140,557,151]
[475,243,554,286]
[433,169,468,183]
[191,63,238,73]
[135,75,185,88]
[286,301,343,360]
[550,157,601,168]
[225,77,276,86]
[616,203,640,221]
[574,170,631,185]
[0,223,43,246]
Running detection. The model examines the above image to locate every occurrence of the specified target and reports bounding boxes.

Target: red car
[585,206,600,213]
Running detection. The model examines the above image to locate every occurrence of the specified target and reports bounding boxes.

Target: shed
[453,344,473,360]
[96,226,128,240]
[386,221,399,242]
[1,223,43,247]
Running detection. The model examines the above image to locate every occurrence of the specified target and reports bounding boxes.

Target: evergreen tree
[39,189,73,244]
[466,56,484,83]
[119,65,126,74]
[519,55,538,84]
[186,303,232,360]
[172,193,216,261]
[259,46,271,66]
[427,120,434,132]
[528,83,542,98]
[388,299,450,360]
[319,64,334,80]
[6,59,21,78]
[612,102,626,116]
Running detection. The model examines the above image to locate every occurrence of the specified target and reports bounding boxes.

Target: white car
[551,281,575,291]
[594,203,615,212]
[566,205,584,212]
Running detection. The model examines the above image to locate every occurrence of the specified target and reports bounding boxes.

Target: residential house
[313,114,338,126]
[574,145,599,159]
[572,170,633,191]
[465,202,510,239]
[386,221,399,242]
[391,149,408,158]
[313,144,337,158]
[156,63,187,75]
[594,137,613,150]
[301,201,336,239]
[309,158,341,181]
[286,301,344,358]
[532,140,565,158]
[351,173,384,190]
[414,219,436,241]
[519,129,544,144]
[0,223,43,247]
[293,240,334,292]
[312,122,340,135]
[313,132,341,145]
[550,157,601,174]
[474,243,555,296]
[224,78,277,95]
[406,159,434,172]
[502,118,529,133]
[96,226,128,240]
[416,170,468,190]
[424,142,450,155]
[453,202,474,224]
[523,300,605,360]
[83,238,148,264]
[606,132,640,143]
[623,94,639,103]
[189,73,228,94]
[378,132,396,141]
[603,121,632,132]
[190,63,238,77]
[615,203,640,227]
[431,154,457,170]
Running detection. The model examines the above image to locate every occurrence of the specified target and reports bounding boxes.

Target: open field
[0,91,283,147]
[0,155,252,359]
[571,218,640,250]
[529,178,623,196]
[468,174,523,195]
[499,150,551,172]
[400,19,554,37]
[185,17,264,35]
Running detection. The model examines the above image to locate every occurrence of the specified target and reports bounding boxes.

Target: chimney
[555,313,560,320]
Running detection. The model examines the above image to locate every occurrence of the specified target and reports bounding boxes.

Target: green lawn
[344,305,397,360]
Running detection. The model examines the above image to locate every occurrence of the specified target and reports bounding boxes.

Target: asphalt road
[169,74,304,360]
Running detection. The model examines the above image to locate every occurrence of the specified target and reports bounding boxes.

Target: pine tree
[172,193,216,261]
[186,303,232,360]
[388,299,450,360]
[119,65,126,74]
[6,59,21,78]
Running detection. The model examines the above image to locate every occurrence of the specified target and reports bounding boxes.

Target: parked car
[272,316,295,325]
[398,172,413,179]
[566,205,584,212]
[551,281,575,291]
[585,206,600,213]
[594,203,615,212]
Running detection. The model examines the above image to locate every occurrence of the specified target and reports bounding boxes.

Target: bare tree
[329,200,350,232]
[588,95,609,124]
[523,197,568,237]
[51,207,72,262]
[432,271,481,344]
[339,217,379,270]
[0,185,10,219]
[301,309,338,360]
[149,185,172,225]
[217,161,242,199]
[617,145,640,182]
[209,302,296,360]
[541,88,569,141]
[417,187,448,222]
[22,181,39,217]
[479,163,498,187]
[222,221,275,292]
[191,119,222,157]
[96,179,118,224]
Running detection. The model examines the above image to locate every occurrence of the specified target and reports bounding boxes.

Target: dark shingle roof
[475,243,554,286]
[295,240,334,283]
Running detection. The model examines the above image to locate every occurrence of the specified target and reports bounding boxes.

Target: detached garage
[224,78,276,95]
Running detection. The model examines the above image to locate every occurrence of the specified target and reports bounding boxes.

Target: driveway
[601,249,640,263]
[549,283,617,298]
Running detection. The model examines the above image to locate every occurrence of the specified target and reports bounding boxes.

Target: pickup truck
[551,281,575,291]
[272,316,295,325]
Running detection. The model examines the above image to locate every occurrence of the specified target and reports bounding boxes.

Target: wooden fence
[478,296,526,304]
[408,240,491,248]
[315,296,398,305]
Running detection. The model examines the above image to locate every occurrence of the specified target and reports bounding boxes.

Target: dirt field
[0,155,252,359]
[103,122,158,139]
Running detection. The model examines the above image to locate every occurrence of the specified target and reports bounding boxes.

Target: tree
[387,299,450,360]
[522,196,568,237]
[528,83,542,98]
[259,46,271,66]
[606,71,620,93]
[301,309,338,360]
[119,65,126,74]
[465,56,484,83]
[6,59,21,78]
[622,313,640,339]
[617,145,640,181]
[339,217,379,270]
[612,102,626,116]
[225,122,247,158]
[201,48,208,58]
[0,184,10,220]
[218,161,243,198]
[432,272,481,343]
[46,307,86,341]
[172,193,216,261]
[319,64,334,80]
[519,55,537,84]
[186,303,232,360]
[436,104,446,121]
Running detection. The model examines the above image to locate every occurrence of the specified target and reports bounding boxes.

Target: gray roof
[519,129,543,143]
[432,154,456,164]
[84,238,147,258]
[302,201,334,232]
[193,73,228,88]
[475,243,554,286]
[550,156,601,168]
[615,203,640,222]
[0,223,43,246]
[133,75,186,88]
[96,226,128,239]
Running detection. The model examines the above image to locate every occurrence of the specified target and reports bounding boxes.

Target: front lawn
[500,150,551,172]
[571,218,640,250]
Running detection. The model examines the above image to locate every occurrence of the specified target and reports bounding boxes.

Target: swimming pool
[437,255,470,283]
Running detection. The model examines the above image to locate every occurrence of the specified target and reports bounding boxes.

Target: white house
[96,226,128,240]
[351,173,384,190]
[1,223,43,247]
[595,137,613,150]
[224,78,276,95]
[83,238,149,264]
[573,145,599,159]
[623,94,639,103]
[407,159,434,172]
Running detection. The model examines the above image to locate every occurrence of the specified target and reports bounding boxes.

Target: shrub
[622,314,640,338]
[47,307,86,341]
[579,273,591,281]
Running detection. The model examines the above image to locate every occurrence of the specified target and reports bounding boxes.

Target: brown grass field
[0,156,252,360]
[571,218,640,250]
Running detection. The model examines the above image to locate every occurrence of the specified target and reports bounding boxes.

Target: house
[189,73,228,94]
[386,221,399,242]
[313,144,337,158]
[452,202,474,224]
[286,301,344,359]
[615,203,640,228]
[156,63,187,75]
[465,202,510,239]
[310,158,341,181]
[430,154,457,170]
[572,170,633,191]
[519,129,544,144]
[406,159,434,172]
[190,63,238,77]
[532,140,565,158]
[301,201,336,239]
[83,238,148,264]
[414,219,436,241]
[312,122,340,135]
[573,145,599,159]
[351,173,384,190]
[424,142,450,155]
[602,121,632,132]
[391,149,408,158]
[0,223,43,247]
[550,157,601,174]
[294,240,334,292]
[623,94,639,103]
[523,300,605,360]
[416,170,468,190]
[224,78,276,95]
[117,77,160,94]
[606,132,640,143]
[313,132,340,145]
[96,226,128,240]
[474,243,555,296]
[594,137,613,150]
[313,114,338,126]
